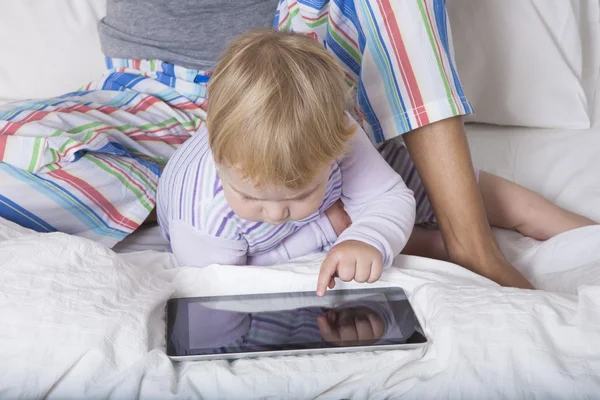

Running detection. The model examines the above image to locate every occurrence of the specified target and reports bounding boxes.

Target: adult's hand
[403,116,534,289]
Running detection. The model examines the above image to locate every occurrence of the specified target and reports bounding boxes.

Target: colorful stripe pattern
[274,0,473,144]
[0,59,209,247]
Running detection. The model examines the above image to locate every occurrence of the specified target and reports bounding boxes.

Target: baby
[157,30,416,296]
[158,30,595,294]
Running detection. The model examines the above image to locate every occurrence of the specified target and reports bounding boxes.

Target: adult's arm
[403,116,533,289]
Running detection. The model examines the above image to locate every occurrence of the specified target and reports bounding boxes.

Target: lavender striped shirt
[157,124,341,254]
[157,117,416,268]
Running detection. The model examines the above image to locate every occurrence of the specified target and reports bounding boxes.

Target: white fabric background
[1,215,600,399]
[447,0,600,129]
[0,1,107,104]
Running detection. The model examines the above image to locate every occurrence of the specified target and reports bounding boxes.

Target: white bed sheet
[1,124,599,398]
[1,217,600,399]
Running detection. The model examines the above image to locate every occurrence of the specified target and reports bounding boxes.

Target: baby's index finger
[317,255,338,296]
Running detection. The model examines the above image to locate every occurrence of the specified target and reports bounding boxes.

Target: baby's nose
[265,204,289,223]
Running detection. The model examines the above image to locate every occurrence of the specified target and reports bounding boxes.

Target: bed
[1,1,600,399]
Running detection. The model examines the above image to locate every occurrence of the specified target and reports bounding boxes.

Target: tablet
[166,287,426,361]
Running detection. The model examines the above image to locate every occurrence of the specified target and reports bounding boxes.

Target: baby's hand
[316,240,383,296]
[324,200,351,236]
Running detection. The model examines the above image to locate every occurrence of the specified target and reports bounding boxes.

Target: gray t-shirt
[98,0,279,70]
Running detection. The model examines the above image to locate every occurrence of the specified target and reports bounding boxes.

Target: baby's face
[219,165,330,225]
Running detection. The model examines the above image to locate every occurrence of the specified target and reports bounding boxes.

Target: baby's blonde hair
[207,29,355,190]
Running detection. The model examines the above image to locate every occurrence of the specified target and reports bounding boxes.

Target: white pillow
[447,0,600,129]
[0,0,107,105]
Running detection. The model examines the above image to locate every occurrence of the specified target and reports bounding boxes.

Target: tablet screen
[166,288,425,357]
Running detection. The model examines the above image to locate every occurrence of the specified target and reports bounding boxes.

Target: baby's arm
[169,219,248,267]
[170,213,338,267]
[317,120,416,293]
[336,122,416,267]
[248,213,338,265]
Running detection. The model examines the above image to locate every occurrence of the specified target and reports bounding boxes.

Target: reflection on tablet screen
[168,289,426,357]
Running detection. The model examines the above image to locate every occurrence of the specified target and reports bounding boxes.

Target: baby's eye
[294,194,310,202]
[242,196,257,202]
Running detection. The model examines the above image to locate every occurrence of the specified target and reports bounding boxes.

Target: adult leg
[402,117,533,289]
